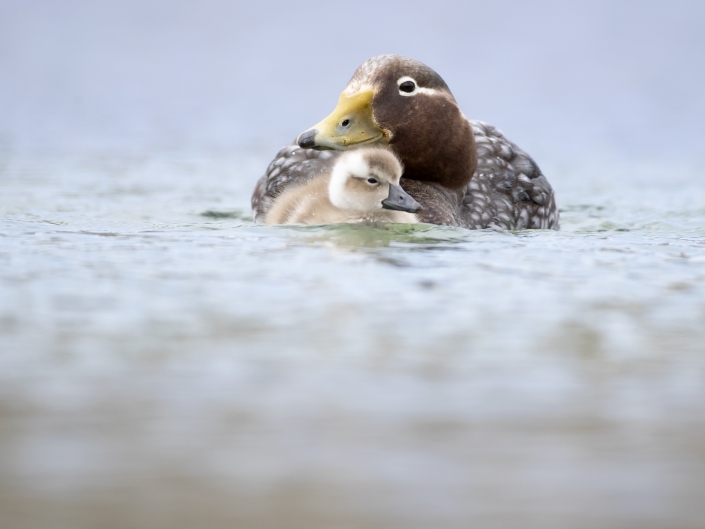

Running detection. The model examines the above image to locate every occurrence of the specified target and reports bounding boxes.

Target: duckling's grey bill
[382,184,423,213]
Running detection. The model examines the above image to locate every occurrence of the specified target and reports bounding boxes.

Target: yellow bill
[297,90,387,150]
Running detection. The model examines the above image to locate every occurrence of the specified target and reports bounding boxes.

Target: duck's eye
[399,81,416,93]
[341,119,350,127]
[367,178,378,184]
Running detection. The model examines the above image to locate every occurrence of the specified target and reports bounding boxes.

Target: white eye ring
[397,76,418,96]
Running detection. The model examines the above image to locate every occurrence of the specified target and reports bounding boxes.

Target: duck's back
[462,121,559,230]
[252,120,559,230]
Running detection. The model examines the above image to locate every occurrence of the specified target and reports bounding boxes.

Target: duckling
[265,147,422,225]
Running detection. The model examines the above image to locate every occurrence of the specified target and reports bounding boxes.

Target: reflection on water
[1,152,705,529]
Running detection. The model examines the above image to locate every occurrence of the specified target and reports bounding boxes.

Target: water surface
[1,151,704,528]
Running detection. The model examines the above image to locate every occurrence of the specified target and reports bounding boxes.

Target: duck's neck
[388,105,477,190]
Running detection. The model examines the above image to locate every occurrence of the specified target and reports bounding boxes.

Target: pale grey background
[1,0,704,161]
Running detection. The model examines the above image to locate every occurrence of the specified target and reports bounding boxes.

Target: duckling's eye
[367,178,378,184]
[399,81,416,93]
[341,119,350,127]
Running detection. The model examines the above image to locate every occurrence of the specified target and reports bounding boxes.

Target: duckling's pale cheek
[358,191,379,211]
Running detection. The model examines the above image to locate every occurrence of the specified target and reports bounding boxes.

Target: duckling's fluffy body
[265,148,418,225]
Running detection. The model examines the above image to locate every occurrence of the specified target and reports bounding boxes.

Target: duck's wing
[251,143,340,223]
[252,125,560,230]
[462,121,560,230]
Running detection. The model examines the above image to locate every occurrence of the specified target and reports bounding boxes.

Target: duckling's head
[297,55,476,190]
[329,147,422,214]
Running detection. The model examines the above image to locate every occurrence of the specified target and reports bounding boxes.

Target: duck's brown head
[297,55,476,190]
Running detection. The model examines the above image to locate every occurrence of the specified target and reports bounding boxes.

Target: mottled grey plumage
[463,121,559,230]
[252,120,559,230]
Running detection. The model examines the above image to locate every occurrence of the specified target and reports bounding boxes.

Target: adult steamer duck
[252,55,559,230]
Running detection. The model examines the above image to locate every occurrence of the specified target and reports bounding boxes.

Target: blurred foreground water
[0,149,704,529]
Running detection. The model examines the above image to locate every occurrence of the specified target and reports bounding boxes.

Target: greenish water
[1,152,704,529]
